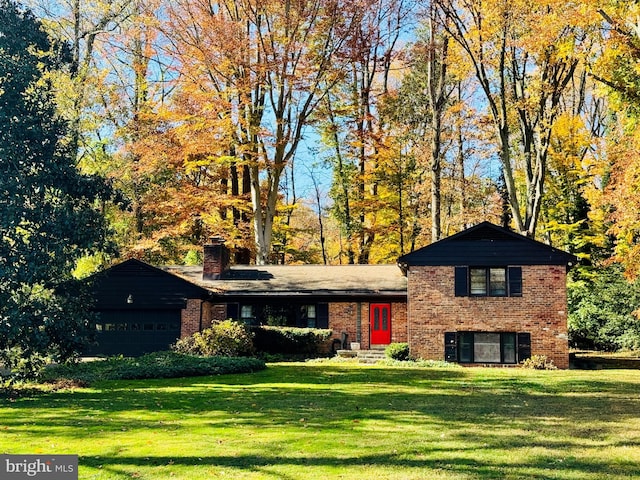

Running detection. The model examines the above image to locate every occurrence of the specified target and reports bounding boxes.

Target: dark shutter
[444,332,458,362]
[508,267,522,297]
[317,303,329,329]
[226,303,239,321]
[454,267,468,297]
[517,332,531,362]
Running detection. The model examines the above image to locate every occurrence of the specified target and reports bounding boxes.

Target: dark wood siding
[399,222,577,267]
[86,309,181,356]
[90,259,208,310]
[85,259,208,357]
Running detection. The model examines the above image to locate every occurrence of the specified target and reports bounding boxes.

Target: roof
[398,222,577,268]
[163,264,407,299]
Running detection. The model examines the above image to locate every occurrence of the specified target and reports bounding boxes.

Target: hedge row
[252,326,332,355]
[174,321,332,357]
[40,351,266,384]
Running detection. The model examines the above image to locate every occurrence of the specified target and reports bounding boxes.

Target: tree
[590,3,640,278]
[0,0,116,375]
[158,0,363,265]
[25,0,136,161]
[319,0,415,263]
[569,265,640,351]
[26,0,167,266]
[438,0,588,238]
[424,3,451,242]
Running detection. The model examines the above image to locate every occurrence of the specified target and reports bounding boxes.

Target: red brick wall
[203,239,230,280]
[180,299,202,338]
[201,301,214,329]
[406,265,569,368]
[187,299,409,349]
[210,303,228,323]
[329,301,407,349]
[329,302,362,348]
[391,302,408,345]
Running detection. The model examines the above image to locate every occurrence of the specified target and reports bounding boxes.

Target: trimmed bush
[173,320,255,357]
[39,351,266,384]
[385,343,410,361]
[252,326,332,356]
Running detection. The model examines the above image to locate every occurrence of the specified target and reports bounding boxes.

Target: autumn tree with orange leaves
[136,0,367,264]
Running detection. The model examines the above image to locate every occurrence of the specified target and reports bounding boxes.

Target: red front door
[370,303,392,345]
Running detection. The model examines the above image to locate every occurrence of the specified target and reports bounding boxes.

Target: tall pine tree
[0,0,116,375]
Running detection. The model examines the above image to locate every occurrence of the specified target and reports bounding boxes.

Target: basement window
[445,332,530,364]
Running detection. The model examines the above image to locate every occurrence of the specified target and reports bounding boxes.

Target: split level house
[87,222,577,368]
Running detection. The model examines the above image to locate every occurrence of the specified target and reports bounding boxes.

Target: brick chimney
[203,236,230,280]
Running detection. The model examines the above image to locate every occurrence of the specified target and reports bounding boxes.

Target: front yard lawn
[1,363,639,479]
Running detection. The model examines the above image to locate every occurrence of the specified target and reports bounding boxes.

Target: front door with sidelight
[370,303,392,345]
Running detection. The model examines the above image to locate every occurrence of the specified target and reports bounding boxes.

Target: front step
[336,348,388,363]
[356,349,387,364]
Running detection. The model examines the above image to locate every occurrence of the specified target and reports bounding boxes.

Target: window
[473,333,502,362]
[445,332,530,364]
[301,305,317,328]
[240,305,257,326]
[264,305,291,326]
[455,266,522,297]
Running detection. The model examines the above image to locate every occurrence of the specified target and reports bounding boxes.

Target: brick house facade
[88,222,575,367]
[399,222,576,368]
[405,265,570,368]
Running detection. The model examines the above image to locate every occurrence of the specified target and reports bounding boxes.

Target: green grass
[2,363,640,479]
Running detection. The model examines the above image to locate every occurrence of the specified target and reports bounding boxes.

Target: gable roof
[398,222,577,268]
[89,259,209,308]
[163,264,407,299]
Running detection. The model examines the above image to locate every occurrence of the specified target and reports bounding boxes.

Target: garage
[88,309,182,357]
[86,259,208,357]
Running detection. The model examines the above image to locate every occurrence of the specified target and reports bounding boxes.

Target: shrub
[521,355,558,370]
[173,320,255,357]
[39,351,266,384]
[568,266,640,351]
[252,326,332,356]
[377,358,460,368]
[385,343,410,361]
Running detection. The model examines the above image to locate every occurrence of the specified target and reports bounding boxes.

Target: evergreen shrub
[385,343,411,361]
[40,351,266,384]
[252,326,332,355]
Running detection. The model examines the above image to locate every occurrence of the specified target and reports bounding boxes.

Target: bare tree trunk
[426,4,450,243]
[309,167,328,265]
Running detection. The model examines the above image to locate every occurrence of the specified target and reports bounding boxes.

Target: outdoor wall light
[127,294,134,304]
